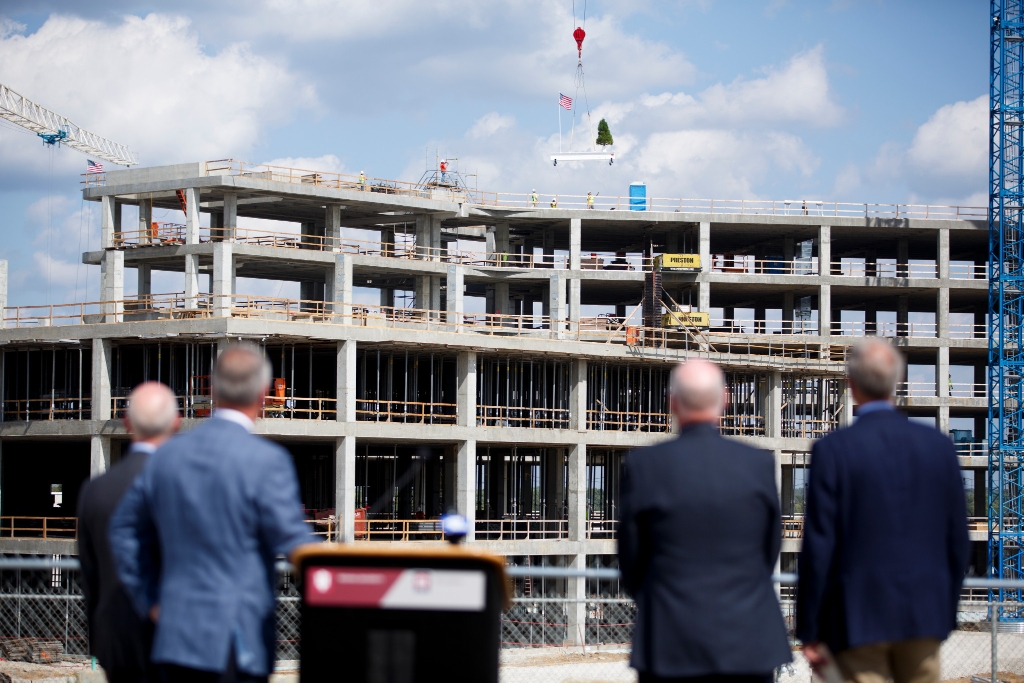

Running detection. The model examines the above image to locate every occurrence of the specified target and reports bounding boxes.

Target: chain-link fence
[1,557,1023,683]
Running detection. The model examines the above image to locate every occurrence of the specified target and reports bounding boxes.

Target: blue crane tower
[990,0,1024,607]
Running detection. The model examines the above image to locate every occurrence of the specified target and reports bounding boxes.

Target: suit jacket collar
[677,421,719,438]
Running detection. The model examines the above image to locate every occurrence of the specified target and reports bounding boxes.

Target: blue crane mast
[990,0,1024,607]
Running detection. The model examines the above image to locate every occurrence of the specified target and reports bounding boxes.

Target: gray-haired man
[78,381,180,683]
[110,344,313,683]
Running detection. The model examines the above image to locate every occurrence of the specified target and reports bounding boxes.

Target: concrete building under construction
[0,160,990,642]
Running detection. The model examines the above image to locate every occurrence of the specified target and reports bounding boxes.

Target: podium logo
[312,568,333,594]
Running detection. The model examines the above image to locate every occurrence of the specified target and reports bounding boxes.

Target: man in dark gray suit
[78,382,180,683]
[110,343,313,683]
[619,359,791,683]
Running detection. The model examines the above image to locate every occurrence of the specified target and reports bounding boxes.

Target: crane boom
[0,83,138,166]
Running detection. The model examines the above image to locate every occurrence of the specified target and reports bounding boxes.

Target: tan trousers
[835,639,941,683]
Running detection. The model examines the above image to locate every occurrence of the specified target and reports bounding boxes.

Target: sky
[0,0,987,308]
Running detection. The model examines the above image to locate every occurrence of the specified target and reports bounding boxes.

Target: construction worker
[358,171,367,190]
[550,197,558,208]
[587,191,595,209]
[531,189,539,207]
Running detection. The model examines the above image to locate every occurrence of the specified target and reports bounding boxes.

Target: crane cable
[569,0,592,152]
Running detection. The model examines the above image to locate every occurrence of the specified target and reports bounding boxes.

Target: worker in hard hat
[358,171,367,190]
[587,192,595,209]
[550,197,558,208]
[530,190,539,208]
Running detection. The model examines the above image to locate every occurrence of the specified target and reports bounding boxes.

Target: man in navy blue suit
[619,359,791,683]
[797,338,969,683]
[110,343,313,683]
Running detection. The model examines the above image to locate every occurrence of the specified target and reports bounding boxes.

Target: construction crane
[989,0,1024,615]
[0,82,138,166]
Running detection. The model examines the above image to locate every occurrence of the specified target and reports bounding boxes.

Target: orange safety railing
[83,159,986,220]
[355,399,456,424]
[2,398,91,421]
[782,517,804,539]
[476,405,570,429]
[352,518,446,542]
[0,517,77,539]
[586,408,670,432]
[474,518,568,541]
[586,518,618,539]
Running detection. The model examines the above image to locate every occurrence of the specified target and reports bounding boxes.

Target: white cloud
[854,95,986,205]
[906,95,986,180]
[0,13,315,177]
[625,45,843,129]
[467,113,516,139]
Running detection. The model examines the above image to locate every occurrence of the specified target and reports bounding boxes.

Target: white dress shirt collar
[214,407,255,433]
[129,441,158,455]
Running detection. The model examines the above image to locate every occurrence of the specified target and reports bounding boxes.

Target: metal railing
[477,405,570,429]
[355,399,457,424]
[1,398,91,421]
[712,256,819,276]
[84,159,985,221]
[475,519,569,541]
[0,518,77,539]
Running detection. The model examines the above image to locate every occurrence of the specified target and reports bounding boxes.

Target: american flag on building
[559,93,573,110]
[86,159,103,173]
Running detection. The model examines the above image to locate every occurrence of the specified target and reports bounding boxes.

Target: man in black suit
[797,339,969,683]
[77,382,180,683]
[619,359,791,683]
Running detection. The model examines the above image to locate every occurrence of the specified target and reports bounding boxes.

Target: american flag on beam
[86,159,103,173]
[559,93,572,110]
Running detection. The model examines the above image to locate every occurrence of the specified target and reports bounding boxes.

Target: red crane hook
[573,26,586,58]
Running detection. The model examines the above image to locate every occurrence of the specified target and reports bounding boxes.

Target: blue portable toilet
[629,182,647,211]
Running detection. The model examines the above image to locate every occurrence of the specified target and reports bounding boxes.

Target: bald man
[618,360,790,683]
[797,339,968,683]
[78,382,180,683]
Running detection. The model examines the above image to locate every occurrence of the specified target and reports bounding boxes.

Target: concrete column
[335,435,356,542]
[840,379,854,427]
[326,204,342,249]
[90,435,110,478]
[223,193,237,242]
[380,227,395,258]
[549,272,566,339]
[495,223,510,255]
[91,339,111,421]
[184,254,199,310]
[937,287,950,339]
[699,221,711,311]
[456,440,476,541]
[101,196,116,249]
[766,372,783,437]
[137,264,152,300]
[457,351,477,427]
[101,251,124,322]
[897,295,909,336]
[938,228,949,279]
[568,278,581,331]
[570,359,587,431]
[543,228,555,267]
[430,276,442,315]
[212,243,234,317]
[569,218,582,271]
[334,254,353,323]
[566,553,587,646]
[138,199,152,244]
[897,238,909,277]
[485,225,496,260]
[494,282,510,318]
[818,285,831,336]
[937,346,950,399]
[567,443,586,541]
[446,265,464,327]
[818,225,831,276]
[431,216,442,260]
[184,187,201,245]
[336,339,356,422]
[415,215,430,259]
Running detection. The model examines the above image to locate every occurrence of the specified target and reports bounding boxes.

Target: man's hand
[149,605,160,623]
[803,642,826,671]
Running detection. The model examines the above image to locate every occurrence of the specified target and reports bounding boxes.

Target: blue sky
[0,0,987,306]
